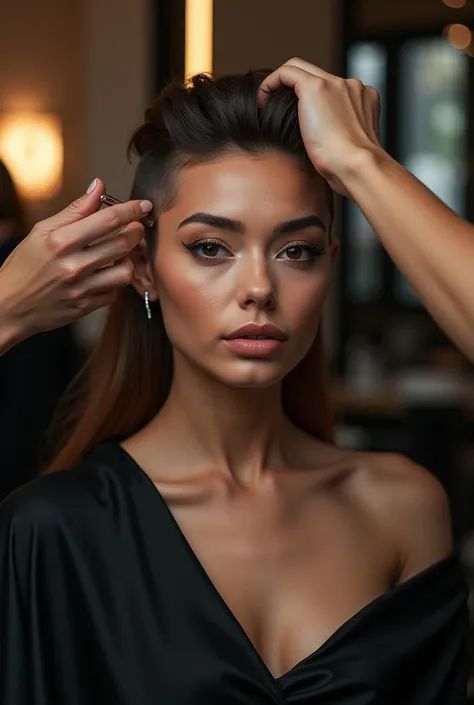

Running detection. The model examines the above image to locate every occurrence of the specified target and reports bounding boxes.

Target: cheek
[156,264,231,335]
[279,270,330,329]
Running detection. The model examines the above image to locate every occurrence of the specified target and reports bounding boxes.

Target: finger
[51,199,153,254]
[345,78,366,126]
[369,87,382,142]
[257,64,318,106]
[81,258,135,294]
[79,222,143,273]
[285,57,335,80]
[75,290,119,319]
[359,85,380,143]
[373,104,381,142]
[34,178,106,234]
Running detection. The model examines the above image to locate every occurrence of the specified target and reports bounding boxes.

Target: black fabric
[0,440,469,704]
[0,239,84,499]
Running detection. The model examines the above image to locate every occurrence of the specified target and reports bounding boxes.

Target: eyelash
[182,238,230,261]
[182,238,326,264]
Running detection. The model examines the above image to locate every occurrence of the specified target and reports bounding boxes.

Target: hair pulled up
[47,70,334,472]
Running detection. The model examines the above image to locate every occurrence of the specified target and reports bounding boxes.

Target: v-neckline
[113,441,459,685]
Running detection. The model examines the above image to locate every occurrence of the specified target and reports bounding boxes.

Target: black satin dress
[0,441,469,704]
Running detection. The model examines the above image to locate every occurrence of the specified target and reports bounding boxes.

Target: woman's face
[149,151,334,388]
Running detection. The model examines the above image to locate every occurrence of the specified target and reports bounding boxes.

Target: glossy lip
[224,322,287,341]
[224,337,282,358]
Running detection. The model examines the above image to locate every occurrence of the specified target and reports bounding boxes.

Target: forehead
[163,152,330,226]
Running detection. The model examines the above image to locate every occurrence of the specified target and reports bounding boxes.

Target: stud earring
[144,291,152,320]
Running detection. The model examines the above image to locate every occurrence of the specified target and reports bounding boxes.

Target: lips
[225,323,287,341]
[223,323,287,359]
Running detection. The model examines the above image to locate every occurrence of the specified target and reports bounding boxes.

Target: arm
[343,147,474,362]
[259,58,474,362]
[0,179,150,358]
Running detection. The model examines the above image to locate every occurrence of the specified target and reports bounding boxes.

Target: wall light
[185,0,213,79]
[443,23,472,49]
[442,0,467,8]
[0,112,63,200]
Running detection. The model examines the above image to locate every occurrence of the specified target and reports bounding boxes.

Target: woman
[0,70,468,704]
[2,60,474,367]
[0,159,26,243]
[0,162,85,498]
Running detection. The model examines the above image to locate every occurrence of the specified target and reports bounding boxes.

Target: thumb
[38,178,106,234]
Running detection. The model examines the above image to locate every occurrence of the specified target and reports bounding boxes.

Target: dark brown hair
[0,160,26,240]
[47,70,334,472]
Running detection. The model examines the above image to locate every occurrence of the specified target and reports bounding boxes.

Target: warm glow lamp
[442,0,467,7]
[0,112,63,200]
[185,0,213,78]
[444,23,472,49]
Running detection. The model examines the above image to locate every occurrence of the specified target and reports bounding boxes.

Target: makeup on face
[178,213,328,269]
[222,322,287,358]
[100,194,155,229]
[151,153,331,386]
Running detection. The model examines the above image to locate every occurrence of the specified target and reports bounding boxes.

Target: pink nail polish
[140,200,153,214]
[86,178,97,194]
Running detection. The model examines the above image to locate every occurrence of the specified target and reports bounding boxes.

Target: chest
[166,487,396,679]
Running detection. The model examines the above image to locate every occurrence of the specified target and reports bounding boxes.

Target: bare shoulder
[346,451,453,582]
[287,428,453,581]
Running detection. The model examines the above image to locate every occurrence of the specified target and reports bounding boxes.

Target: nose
[237,255,276,311]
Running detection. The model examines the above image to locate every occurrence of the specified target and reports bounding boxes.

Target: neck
[148,353,291,485]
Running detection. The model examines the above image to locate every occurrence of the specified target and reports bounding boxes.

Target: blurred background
[1,0,474,691]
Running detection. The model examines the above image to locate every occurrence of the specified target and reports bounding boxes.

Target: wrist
[339,143,393,194]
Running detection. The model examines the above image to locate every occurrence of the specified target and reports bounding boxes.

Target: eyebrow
[177,213,327,234]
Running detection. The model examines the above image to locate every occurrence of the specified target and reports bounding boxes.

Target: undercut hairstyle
[46,70,334,472]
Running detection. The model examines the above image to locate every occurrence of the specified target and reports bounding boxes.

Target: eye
[277,243,326,262]
[182,238,232,260]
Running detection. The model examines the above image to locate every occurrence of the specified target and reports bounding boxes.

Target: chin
[175,347,298,389]
[212,359,289,389]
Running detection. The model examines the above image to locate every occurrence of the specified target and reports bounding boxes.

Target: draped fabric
[0,441,469,704]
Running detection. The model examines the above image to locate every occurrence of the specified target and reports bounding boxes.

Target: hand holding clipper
[0,178,154,354]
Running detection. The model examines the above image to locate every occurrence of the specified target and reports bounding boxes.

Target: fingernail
[140,200,153,214]
[86,178,97,194]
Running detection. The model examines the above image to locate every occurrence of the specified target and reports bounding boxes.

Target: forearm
[343,147,474,361]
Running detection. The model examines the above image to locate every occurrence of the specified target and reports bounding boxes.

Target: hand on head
[258,58,382,197]
[0,59,381,352]
[0,178,152,345]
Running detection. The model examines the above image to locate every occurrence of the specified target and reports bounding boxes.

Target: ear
[330,237,340,261]
[129,238,159,301]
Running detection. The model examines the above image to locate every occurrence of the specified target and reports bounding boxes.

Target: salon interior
[1,0,474,693]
